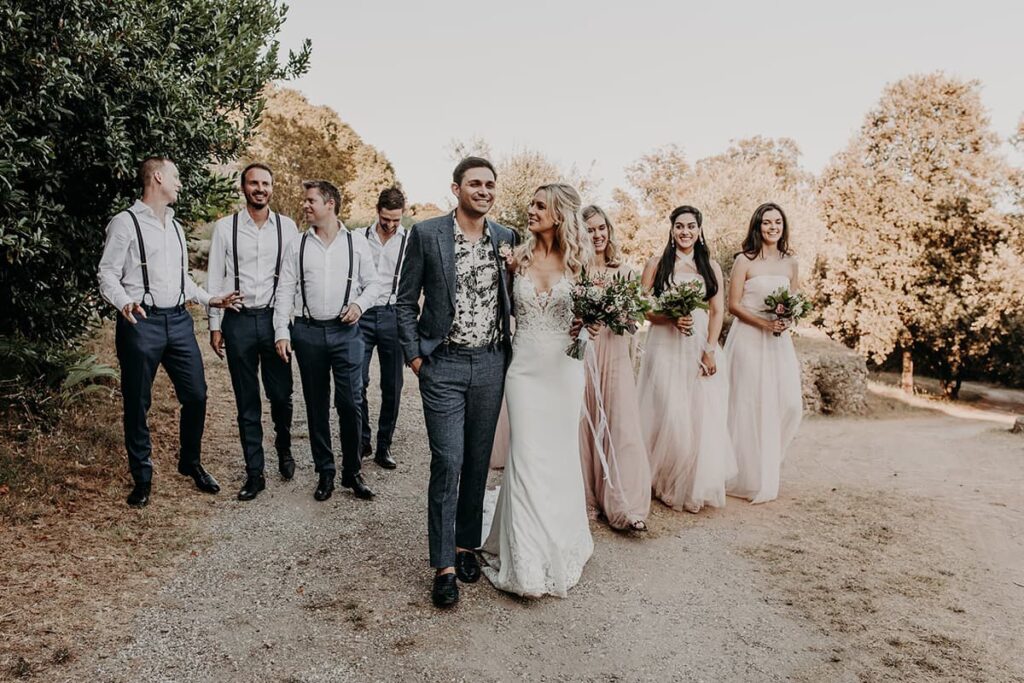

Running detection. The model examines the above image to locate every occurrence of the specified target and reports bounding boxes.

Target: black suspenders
[298,232,311,318]
[365,225,407,303]
[126,209,185,307]
[232,211,283,305]
[299,229,353,319]
[391,233,408,300]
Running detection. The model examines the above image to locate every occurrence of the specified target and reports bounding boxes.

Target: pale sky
[276,0,1024,206]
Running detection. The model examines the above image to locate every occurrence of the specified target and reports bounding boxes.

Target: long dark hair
[739,202,792,260]
[653,205,718,300]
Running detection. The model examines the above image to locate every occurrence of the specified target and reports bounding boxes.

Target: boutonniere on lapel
[498,241,515,269]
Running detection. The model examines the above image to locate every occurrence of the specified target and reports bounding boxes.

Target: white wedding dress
[480,274,593,598]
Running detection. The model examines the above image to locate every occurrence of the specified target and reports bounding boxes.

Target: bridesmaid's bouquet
[603,274,650,336]
[763,287,812,336]
[652,280,708,336]
[566,270,649,360]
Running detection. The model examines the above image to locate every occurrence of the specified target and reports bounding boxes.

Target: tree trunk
[901,350,914,395]
[943,376,963,400]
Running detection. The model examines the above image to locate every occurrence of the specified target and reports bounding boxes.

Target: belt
[142,304,186,315]
[437,340,496,355]
[294,317,347,328]
[228,306,273,316]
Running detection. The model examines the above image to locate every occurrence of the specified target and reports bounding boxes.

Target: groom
[396,157,515,608]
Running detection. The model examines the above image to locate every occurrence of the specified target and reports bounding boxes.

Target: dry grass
[0,314,240,680]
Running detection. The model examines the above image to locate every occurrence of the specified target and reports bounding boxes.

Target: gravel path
[61,369,1024,682]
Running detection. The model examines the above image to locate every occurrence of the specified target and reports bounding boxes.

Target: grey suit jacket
[396,213,516,363]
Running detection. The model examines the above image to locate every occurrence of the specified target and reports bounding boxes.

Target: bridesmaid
[723,202,803,504]
[577,205,652,532]
[638,206,736,513]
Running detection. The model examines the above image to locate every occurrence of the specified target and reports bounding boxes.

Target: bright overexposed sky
[275,0,1024,206]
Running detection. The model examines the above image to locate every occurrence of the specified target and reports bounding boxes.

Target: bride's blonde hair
[515,183,593,276]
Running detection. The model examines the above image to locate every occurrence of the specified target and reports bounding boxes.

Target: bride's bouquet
[566,270,649,360]
[651,280,708,336]
[763,287,812,336]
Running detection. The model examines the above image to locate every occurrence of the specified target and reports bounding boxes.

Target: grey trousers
[419,345,505,568]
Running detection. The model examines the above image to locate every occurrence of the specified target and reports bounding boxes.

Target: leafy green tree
[0,0,309,410]
[817,73,1021,396]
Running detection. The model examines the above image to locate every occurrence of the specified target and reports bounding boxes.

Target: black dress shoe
[455,550,481,583]
[341,472,375,500]
[127,482,151,508]
[374,447,397,470]
[278,456,295,481]
[178,463,220,494]
[237,474,266,501]
[432,573,459,608]
[360,442,373,460]
[314,472,334,501]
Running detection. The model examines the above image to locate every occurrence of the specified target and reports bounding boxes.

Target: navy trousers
[418,345,505,568]
[291,318,365,478]
[222,308,293,475]
[115,306,207,484]
[358,305,404,453]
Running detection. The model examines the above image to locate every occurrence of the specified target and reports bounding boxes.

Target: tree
[447,140,596,238]
[0,0,309,411]
[243,86,399,226]
[612,139,825,276]
[816,73,1022,397]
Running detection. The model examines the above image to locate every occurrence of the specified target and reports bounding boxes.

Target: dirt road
[48,371,1024,682]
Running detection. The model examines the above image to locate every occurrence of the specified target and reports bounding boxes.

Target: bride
[480,183,594,598]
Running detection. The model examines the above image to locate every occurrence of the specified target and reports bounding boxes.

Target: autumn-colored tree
[447,140,595,237]
[612,138,825,275]
[817,73,1021,397]
[243,86,398,225]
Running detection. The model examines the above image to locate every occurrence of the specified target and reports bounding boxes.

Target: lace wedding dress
[480,273,593,597]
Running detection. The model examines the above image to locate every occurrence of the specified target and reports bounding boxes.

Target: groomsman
[274,180,384,501]
[358,187,409,470]
[207,163,299,501]
[98,156,241,507]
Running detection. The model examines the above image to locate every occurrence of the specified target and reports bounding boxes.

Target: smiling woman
[723,202,804,504]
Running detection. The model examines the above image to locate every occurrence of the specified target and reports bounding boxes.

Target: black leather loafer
[278,451,295,480]
[314,472,335,501]
[127,482,151,508]
[432,573,459,608]
[374,448,397,470]
[178,463,220,494]
[341,472,375,500]
[455,550,481,583]
[237,474,266,501]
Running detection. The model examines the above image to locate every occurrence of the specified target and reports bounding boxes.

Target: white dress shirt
[98,200,211,311]
[207,209,300,331]
[361,222,409,308]
[273,223,385,342]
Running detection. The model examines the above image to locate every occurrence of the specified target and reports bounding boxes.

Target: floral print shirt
[447,212,499,347]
